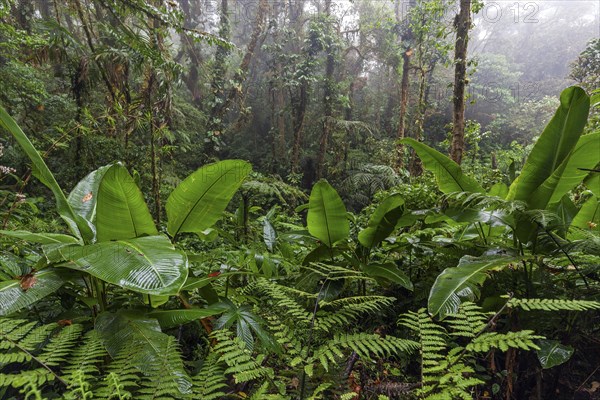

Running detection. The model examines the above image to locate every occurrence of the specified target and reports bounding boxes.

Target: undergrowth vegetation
[0,85,599,399]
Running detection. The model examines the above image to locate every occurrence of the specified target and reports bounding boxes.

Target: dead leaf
[19,273,38,291]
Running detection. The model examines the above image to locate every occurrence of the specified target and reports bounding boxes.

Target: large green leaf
[363,262,413,290]
[508,86,590,203]
[401,138,484,194]
[358,194,405,249]
[530,132,600,210]
[428,255,519,319]
[307,180,349,248]
[568,195,600,240]
[166,160,252,237]
[0,106,93,241]
[68,165,110,222]
[0,230,79,245]
[95,163,157,241]
[536,339,574,369]
[95,311,192,394]
[67,164,111,241]
[0,270,67,316]
[56,235,187,295]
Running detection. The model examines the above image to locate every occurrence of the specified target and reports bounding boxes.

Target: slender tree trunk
[206,0,268,159]
[274,75,286,167]
[290,83,308,174]
[316,0,335,179]
[450,0,471,164]
[178,0,203,107]
[268,1,287,170]
[204,0,230,158]
[395,0,414,171]
[396,48,411,170]
[409,68,426,176]
[290,0,307,174]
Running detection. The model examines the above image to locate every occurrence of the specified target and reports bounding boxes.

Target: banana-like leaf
[401,138,484,194]
[536,339,574,369]
[568,195,600,240]
[67,164,111,241]
[428,255,519,319]
[508,86,590,203]
[488,182,509,199]
[363,262,413,290]
[530,132,600,210]
[307,180,349,248]
[359,194,405,249]
[95,310,192,394]
[166,160,252,237]
[149,305,226,329]
[56,235,187,295]
[0,106,93,241]
[0,270,67,316]
[584,173,600,198]
[0,230,79,245]
[95,163,157,241]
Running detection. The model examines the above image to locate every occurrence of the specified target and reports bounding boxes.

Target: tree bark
[289,0,307,174]
[450,0,471,165]
[396,48,412,170]
[316,0,335,179]
[394,0,414,171]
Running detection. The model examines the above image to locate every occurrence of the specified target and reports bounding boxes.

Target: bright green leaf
[307,180,349,247]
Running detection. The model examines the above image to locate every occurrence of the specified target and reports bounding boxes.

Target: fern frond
[252,279,313,324]
[212,330,274,384]
[192,352,228,400]
[312,333,417,371]
[93,342,143,398]
[467,330,543,352]
[137,335,193,398]
[63,330,107,383]
[508,297,600,311]
[102,372,133,399]
[445,302,489,338]
[316,296,395,331]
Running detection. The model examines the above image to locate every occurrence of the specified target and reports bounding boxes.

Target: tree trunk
[409,68,426,176]
[206,0,268,159]
[204,0,231,158]
[450,0,471,165]
[289,0,307,174]
[316,0,335,180]
[394,0,414,171]
[396,48,412,170]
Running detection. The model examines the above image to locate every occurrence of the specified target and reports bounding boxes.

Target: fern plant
[399,303,544,399]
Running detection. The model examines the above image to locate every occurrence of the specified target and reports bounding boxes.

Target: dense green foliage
[1,83,600,399]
